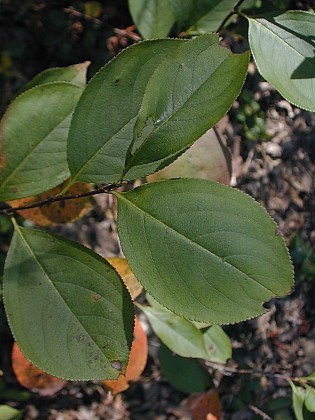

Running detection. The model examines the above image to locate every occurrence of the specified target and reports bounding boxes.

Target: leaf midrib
[117,193,276,296]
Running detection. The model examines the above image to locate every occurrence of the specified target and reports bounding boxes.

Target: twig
[206,361,294,382]
[114,26,142,42]
[212,125,233,181]
[0,183,119,216]
[249,405,272,420]
[216,0,247,33]
[63,6,103,25]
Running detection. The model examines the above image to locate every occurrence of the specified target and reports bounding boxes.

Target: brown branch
[0,183,119,216]
[63,6,103,25]
[216,0,247,33]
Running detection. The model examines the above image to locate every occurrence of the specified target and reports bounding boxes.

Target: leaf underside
[248,10,315,111]
[3,227,134,380]
[115,179,294,324]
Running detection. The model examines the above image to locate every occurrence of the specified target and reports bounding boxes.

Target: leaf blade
[3,226,134,380]
[68,35,248,184]
[19,61,90,93]
[128,0,175,38]
[0,82,83,200]
[186,0,238,34]
[248,11,315,111]
[115,179,293,324]
[68,39,186,184]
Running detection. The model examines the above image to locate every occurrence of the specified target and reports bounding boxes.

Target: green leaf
[248,11,315,111]
[159,343,212,393]
[139,303,207,359]
[290,381,306,420]
[203,325,231,364]
[68,39,185,184]
[128,0,175,38]
[168,0,194,25]
[305,385,315,412]
[3,226,134,380]
[141,294,231,363]
[185,0,238,34]
[0,405,21,420]
[115,179,293,324]
[0,82,83,201]
[123,35,248,181]
[19,61,90,93]
[68,35,248,184]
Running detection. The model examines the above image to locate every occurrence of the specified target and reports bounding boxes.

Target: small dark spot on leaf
[114,78,120,85]
[111,360,122,371]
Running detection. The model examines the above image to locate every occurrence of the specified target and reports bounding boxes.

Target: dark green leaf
[115,179,293,324]
[248,11,315,111]
[128,0,175,38]
[3,226,134,380]
[159,343,212,393]
[0,82,83,201]
[68,35,248,184]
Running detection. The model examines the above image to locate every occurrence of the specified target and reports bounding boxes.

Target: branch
[205,361,299,383]
[63,6,103,25]
[0,183,119,216]
[216,0,247,33]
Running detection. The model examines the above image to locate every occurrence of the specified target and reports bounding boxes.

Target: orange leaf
[9,181,93,226]
[108,257,143,300]
[103,316,148,394]
[11,342,67,396]
[187,389,222,420]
